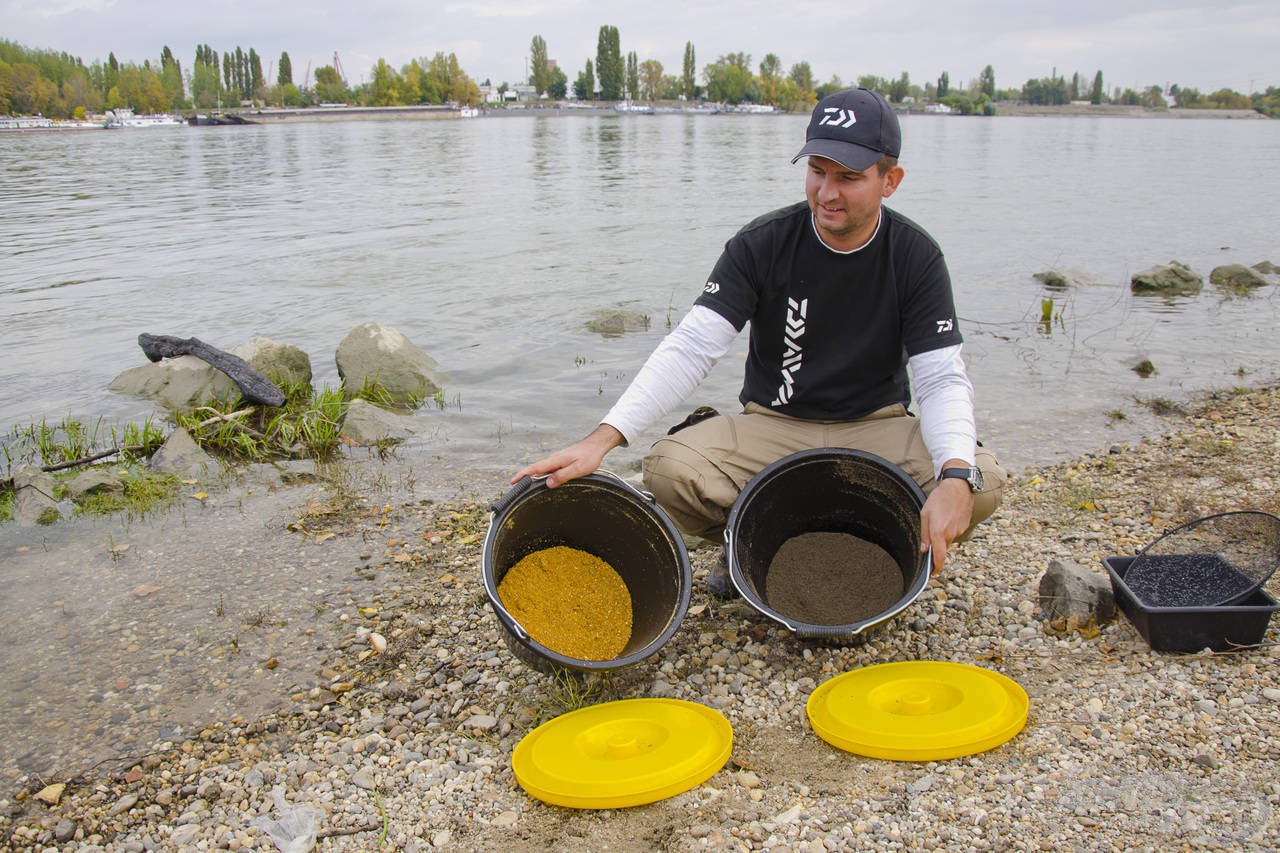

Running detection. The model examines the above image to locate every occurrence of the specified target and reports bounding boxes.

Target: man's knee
[642,438,739,540]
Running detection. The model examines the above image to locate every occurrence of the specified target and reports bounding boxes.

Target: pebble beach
[3,383,1280,851]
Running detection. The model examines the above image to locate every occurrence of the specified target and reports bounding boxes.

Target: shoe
[707,548,738,599]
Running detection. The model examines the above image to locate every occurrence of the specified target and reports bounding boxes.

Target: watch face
[942,467,982,492]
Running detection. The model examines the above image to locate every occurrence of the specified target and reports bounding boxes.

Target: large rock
[66,468,124,502]
[1253,260,1280,275]
[12,465,61,526]
[109,337,311,412]
[1130,261,1202,296]
[340,399,416,446]
[1038,558,1116,624]
[335,323,441,407]
[586,308,651,336]
[1210,263,1270,295]
[149,427,215,475]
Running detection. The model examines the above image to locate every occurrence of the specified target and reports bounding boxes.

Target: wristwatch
[939,466,984,492]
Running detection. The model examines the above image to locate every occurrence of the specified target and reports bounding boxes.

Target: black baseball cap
[791,88,901,172]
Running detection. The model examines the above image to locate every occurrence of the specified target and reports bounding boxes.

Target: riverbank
[2,381,1278,849]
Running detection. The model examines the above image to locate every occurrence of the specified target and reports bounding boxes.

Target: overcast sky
[4,1,1278,95]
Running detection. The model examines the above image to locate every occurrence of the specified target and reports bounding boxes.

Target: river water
[2,111,1280,790]
[3,113,1280,482]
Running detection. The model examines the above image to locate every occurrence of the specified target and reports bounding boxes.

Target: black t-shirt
[695,201,962,420]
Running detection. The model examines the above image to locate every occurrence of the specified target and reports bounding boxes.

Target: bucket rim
[482,471,693,672]
[723,447,930,638]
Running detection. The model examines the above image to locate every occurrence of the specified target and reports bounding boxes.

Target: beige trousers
[641,402,1007,541]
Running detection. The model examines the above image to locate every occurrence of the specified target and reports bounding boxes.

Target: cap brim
[791,139,883,172]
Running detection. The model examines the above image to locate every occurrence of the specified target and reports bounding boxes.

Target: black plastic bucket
[725,448,931,640]
[482,471,692,672]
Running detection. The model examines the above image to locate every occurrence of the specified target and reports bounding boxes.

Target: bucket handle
[490,475,544,516]
[493,470,656,517]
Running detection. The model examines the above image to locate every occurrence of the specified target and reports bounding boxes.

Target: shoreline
[2,382,1279,848]
[1,101,1269,135]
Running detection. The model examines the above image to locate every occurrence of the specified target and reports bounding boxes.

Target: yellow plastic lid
[512,698,733,809]
[806,661,1028,761]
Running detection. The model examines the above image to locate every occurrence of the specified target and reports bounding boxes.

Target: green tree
[857,73,890,94]
[888,71,911,102]
[368,58,401,105]
[815,75,844,99]
[979,64,995,99]
[681,41,697,100]
[1023,76,1071,105]
[937,71,949,98]
[1090,70,1105,104]
[596,25,622,100]
[758,53,782,105]
[313,65,347,103]
[705,53,753,103]
[278,52,292,87]
[159,45,184,108]
[547,65,568,99]
[789,62,814,95]
[638,59,663,101]
[626,51,638,100]
[1141,85,1167,109]
[248,48,263,98]
[529,35,550,95]
[574,59,594,100]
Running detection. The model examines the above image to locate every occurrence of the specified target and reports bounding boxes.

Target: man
[513,88,1005,589]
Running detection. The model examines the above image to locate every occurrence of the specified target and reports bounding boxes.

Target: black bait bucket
[724,448,931,641]
[482,471,692,673]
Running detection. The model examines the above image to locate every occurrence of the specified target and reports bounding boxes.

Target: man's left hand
[919,477,975,575]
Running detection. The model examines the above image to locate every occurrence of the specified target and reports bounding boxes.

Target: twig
[1,445,146,490]
[316,823,381,839]
[191,407,265,441]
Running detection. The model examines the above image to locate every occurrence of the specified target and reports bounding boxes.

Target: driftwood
[0,445,144,491]
[138,333,286,408]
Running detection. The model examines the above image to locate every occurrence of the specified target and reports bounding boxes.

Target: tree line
[3,34,1277,119]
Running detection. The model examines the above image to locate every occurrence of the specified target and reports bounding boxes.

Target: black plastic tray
[1104,556,1278,652]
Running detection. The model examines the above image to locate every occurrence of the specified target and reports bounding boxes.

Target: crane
[334,51,347,89]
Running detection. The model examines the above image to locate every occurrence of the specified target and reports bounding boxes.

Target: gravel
[3,385,1280,850]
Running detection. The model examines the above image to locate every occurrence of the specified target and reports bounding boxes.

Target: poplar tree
[278,52,292,87]
[626,51,638,100]
[681,41,696,100]
[530,35,549,95]
[596,25,622,100]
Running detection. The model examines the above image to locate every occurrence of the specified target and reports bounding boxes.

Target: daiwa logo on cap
[819,108,857,129]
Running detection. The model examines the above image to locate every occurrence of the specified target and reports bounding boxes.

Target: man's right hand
[511,423,626,488]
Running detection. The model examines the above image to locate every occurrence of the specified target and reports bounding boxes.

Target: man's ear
[881,165,905,198]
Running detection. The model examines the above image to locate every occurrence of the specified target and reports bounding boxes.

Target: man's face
[804,156,903,250]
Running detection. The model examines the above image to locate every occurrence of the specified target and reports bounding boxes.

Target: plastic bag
[252,786,321,853]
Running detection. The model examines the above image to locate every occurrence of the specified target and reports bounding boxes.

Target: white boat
[0,115,54,131]
[458,106,479,118]
[104,108,184,129]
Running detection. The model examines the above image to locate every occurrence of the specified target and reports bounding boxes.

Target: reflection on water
[2,114,1279,479]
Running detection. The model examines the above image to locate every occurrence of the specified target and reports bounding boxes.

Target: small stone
[1261,688,1280,702]
[432,829,453,847]
[1191,753,1220,769]
[463,714,498,731]
[170,824,201,846]
[1195,699,1218,714]
[492,810,518,827]
[738,770,761,789]
[197,779,221,800]
[351,768,376,790]
[110,792,140,816]
[54,818,76,843]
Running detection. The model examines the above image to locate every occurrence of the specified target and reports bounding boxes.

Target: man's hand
[919,472,975,575]
[511,424,626,488]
